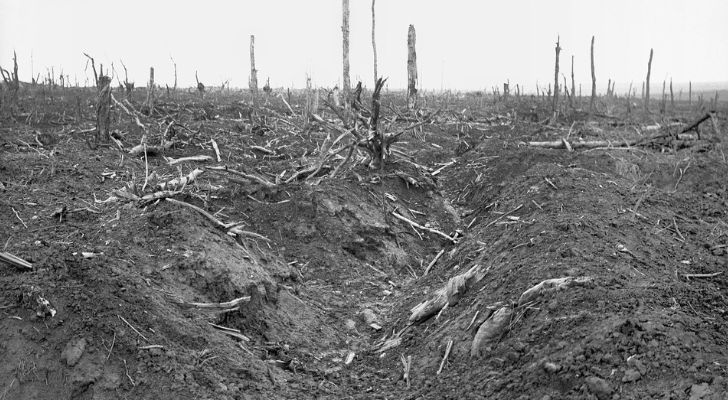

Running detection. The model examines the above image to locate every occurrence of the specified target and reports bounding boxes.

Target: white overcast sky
[1,0,726,92]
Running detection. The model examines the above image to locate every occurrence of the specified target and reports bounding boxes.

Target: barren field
[1,87,727,400]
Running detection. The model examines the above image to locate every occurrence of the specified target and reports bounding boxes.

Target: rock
[344,319,356,331]
[627,355,647,374]
[689,383,711,400]
[360,309,378,325]
[543,361,561,373]
[585,376,612,400]
[61,338,87,367]
[621,368,641,383]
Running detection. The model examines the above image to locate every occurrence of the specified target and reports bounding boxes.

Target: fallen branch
[166,155,213,165]
[683,271,723,280]
[174,296,251,309]
[423,249,445,275]
[437,339,453,375]
[392,211,457,243]
[208,165,276,187]
[211,139,222,162]
[0,252,33,270]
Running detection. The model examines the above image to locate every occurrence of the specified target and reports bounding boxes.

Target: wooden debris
[683,271,723,280]
[209,322,250,341]
[391,211,457,243]
[517,276,592,306]
[129,142,172,156]
[437,339,453,375]
[159,168,204,191]
[423,249,445,275]
[0,252,33,270]
[173,296,251,309]
[376,336,402,353]
[471,306,511,357]
[166,155,213,165]
[211,139,222,162]
[208,165,276,188]
[409,264,486,323]
[400,354,412,388]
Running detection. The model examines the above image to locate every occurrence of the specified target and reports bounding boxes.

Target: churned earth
[1,89,726,399]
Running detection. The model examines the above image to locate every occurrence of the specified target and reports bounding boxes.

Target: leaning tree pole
[644,48,653,112]
[342,0,351,110]
[407,24,418,110]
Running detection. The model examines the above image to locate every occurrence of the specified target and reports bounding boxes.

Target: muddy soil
[1,90,727,400]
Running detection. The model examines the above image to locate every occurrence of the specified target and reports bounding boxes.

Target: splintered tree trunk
[96,76,112,144]
[250,35,258,107]
[590,36,596,113]
[551,37,561,119]
[669,79,674,110]
[570,55,575,108]
[607,78,611,97]
[407,24,418,110]
[342,0,351,110]
[170,56,177,91]
[146,67,155,112]
[304,75,312,124]
[645,48,653,112]
[689,81,692,105]
[660,80,666,114]
[371,0,378,84]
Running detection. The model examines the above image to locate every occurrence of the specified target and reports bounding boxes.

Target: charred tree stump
[195,71,205,99]
[145,67,155,113]
[250,35,259,107]
[94,75,112,147]
[0,50,20,114]
[645,48,653,113]
[407,24,418,110]
[590,36,596,113]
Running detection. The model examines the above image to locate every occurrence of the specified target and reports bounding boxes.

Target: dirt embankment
[1,92,727,399]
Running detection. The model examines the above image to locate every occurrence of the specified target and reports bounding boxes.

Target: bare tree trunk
[590,36,596,113]
[342,0,351,110]
[371,0,378,85]
[170,56,177,91]
[660,79,666,114]
[570,55,575,109]
[195,71,205,98]
[644,48,653,113]
[669,78,674,111]
[407,24,418,110]
[145,67,155,112]
[689,81,692,106]
[304,75,312,124]
[551,36,561,120]
[250,35,258,107]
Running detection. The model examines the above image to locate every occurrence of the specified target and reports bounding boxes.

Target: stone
[61,338,87,367]
[360,309,378,325]
[585,376,612,400]
[543,362,561,373]
[344,319,356,331]
[688,383,711,400]
[621,368,641,383]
